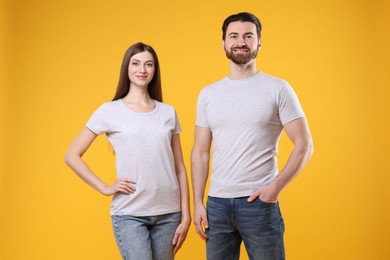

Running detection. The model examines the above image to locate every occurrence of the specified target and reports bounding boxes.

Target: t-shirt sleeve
[195,89,210,128]
[85,103,110,135]
[172,108,182,135]
[278,82,305,125]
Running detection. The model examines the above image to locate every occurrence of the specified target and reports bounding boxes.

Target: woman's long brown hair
[112,42,163,102]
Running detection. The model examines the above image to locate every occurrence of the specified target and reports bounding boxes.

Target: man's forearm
[273,140,314,192]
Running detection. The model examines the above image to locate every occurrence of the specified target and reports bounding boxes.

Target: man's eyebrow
[228,32,255,36]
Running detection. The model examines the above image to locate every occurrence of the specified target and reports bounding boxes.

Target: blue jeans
[111,212,181,260]
[206,196,285,260]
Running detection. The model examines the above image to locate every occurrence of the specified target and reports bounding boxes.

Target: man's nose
[237,39,247,47]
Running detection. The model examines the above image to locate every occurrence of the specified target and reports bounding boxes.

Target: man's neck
[228,60,258,80]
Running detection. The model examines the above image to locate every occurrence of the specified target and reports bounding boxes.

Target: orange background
[1,0,389,259]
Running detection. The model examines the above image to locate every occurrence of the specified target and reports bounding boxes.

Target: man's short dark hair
[222,12,262,40]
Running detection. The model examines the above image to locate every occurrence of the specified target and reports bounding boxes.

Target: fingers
[122,178,136,184]
[172,232,178,246]
[102,178,137,196]
[115,178,136,195]
[172,224,189,255]
[247,187,264,202]
[194,217,208,241]
[172,233,183,255]
[194,205,209,240]
[247,192,259,202]
[203,215,209,230]
[247,189,278,203]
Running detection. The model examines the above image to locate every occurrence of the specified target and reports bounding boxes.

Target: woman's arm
[170,133,191,254]
[64,127,136,196]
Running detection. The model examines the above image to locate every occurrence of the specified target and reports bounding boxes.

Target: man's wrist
[270,178,284,194]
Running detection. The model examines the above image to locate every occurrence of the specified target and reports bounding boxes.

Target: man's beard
[225,46,259,65]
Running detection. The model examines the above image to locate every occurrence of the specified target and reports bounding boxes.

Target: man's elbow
[296,139,314,161]
[305,140,314,161]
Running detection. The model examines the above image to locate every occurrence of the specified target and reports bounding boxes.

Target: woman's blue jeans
[111,212,181,260]
[206,196,285,260]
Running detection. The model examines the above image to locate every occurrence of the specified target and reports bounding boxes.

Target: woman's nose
[138,65,146,73]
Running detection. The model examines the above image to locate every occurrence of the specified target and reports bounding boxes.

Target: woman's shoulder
[92,99,122,115]
[156,101,179,117]
[98,99,122,109]
[156,101,175,110]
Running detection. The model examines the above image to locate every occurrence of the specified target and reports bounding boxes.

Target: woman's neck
[122,87,153,104]
[121,88,156,113]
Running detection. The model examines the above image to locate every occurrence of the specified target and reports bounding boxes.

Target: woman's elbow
[64,152,72,166]
[64,150,79,167]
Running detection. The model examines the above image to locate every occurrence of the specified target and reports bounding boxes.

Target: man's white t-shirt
[196,72,305,198]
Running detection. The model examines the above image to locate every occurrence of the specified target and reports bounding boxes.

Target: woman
[64,42,191,260]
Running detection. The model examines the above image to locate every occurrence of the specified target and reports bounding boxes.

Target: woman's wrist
[181,213,192,225]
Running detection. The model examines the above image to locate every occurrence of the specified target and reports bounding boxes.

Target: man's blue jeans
[206,196,285,260]
[111,212,180,260]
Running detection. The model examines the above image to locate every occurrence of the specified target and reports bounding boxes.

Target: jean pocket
[258,198,277,205]
[206,197,226,210]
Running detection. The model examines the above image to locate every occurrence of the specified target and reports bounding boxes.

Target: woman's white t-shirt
[86,100,181,216]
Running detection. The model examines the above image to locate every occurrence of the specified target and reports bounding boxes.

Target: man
[191,12,314,260]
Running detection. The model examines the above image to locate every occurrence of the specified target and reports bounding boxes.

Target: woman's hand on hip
[102,178,136,196]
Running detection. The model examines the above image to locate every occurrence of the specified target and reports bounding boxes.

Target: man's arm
[248,117,314,203]
[191,126,212,240]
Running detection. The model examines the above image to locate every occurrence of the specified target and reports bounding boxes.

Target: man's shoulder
[258,72,291,87]
[202,77,228,91]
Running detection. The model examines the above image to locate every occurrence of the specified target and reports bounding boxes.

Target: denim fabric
[206,196,285,260]
[111,212,181,260]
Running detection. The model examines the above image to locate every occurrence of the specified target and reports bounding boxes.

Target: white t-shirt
[196,72,305,198]
[86,99,181,216]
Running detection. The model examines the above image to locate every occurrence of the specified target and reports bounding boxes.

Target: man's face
[223,21,261,64]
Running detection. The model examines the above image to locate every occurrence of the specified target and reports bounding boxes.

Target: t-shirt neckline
[226,71,262,82]
[118,99,160,115]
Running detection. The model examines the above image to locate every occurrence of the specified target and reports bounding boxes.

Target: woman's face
[128,51,155,88]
